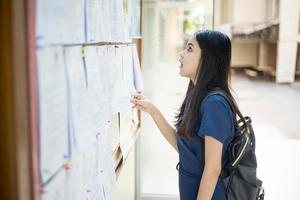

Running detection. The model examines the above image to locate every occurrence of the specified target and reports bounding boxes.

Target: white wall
[231,42,258,67]
[232,0,267,24]
[276,0,300,83]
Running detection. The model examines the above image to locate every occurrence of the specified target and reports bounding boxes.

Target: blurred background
[113,0,300,200]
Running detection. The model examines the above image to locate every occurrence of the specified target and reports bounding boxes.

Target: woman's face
[178,36,201,83]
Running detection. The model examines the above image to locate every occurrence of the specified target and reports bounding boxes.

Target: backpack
[202,88,265,200]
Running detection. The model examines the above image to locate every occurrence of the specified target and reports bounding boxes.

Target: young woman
[130,30,244,200]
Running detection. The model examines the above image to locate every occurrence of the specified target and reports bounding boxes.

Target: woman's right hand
[130,93,157,115]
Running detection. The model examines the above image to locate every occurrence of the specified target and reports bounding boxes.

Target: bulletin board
[35,0,143,199]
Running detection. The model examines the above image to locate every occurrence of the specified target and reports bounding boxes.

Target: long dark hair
[174,30,245,139]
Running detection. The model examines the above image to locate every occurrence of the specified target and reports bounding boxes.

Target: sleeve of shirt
[197,96,233,144]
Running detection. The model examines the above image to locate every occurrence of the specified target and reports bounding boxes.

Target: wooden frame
[0,0,40,200]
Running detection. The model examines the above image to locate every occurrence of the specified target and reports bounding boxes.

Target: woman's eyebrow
[187,43,194,47]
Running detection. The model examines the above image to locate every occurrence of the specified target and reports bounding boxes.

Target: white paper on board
[130,0,141,38]
[106,114,120,154]
[104,0,114,42]
[122,46,136,94]
[111,0,127,42]
[109,46,131,114]
[64,46,96,153]
[119,107,139,162]
[96,129,117,200]
[65,139,99,200]
[36,0,65,45]
[36,0,85,45]
[84,46,112,131]
[37,46,69,184]
[122,0,132,42]
[64,0,86,42]
[68,128,117,200]
[131,44,144,92]
[42,170,67,200]
[86,0,106,42]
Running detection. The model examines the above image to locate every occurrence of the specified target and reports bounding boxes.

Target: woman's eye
[187,47,192,52]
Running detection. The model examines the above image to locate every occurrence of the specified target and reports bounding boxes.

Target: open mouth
[179,61,183,68]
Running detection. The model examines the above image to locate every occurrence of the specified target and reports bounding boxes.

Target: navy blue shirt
[176,94,234,200]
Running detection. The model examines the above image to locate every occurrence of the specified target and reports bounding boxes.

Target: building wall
[232,0,267,24]
[221,0,233,24]
[231,42,258,67]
